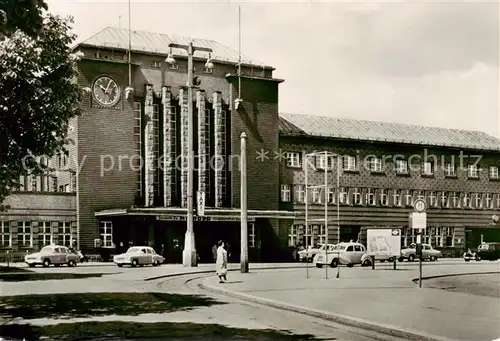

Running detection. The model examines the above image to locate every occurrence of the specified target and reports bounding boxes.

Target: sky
[46,0,500,139]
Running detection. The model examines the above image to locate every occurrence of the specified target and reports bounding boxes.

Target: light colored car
[399,243,442,262]
[314,242,366,268]
[463,249,477,262]
[113,246,164,267]
[25,245,80,267]
[360,253,397,267]
[298,243,335,262]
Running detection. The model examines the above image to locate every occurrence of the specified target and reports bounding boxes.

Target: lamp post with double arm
[166,42,213,267]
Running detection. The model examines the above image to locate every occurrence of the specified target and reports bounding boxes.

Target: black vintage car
[475,242,500,261]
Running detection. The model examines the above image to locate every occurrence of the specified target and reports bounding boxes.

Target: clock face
[92,76,120,106]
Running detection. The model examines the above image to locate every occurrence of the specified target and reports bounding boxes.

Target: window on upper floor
[327,186,335,204]
[294,185,305,203]
[462,193,471,208]
[451,192,460,208]
[366,188,376,205]
[485,193,493,209]
[343,155,357,171]
[366,156,382,173]
[286,152,301,168]
[429,191,438,208]
[473,193,482,209]
[312,187,321,204]
[489,166,499,180]
[339,187,348,204]
[441,191,450,208]
[422,161,434,176]
[468,164,479,178]
[393,189,402,206]
[404,190,413,206]
[353,188,362,205]
[380,189,389,206]
[444,163,456,177]
[395,159,408,174]
[280,185,291,202]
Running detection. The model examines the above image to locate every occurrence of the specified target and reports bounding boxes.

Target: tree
[0,0,85,204]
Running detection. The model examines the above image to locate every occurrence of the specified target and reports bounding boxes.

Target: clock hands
[104,80,112,94]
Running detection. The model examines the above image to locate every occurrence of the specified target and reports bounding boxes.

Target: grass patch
[0,272,107,282]
[0,265,32,273]
[0,292,223,320]
[0,321,321,340]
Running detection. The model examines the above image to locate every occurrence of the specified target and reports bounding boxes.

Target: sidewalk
[200,263,500,341]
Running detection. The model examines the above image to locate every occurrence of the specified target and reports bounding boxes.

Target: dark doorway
[194,221,240,263]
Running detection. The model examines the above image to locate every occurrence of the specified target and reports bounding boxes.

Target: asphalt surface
[424,272,500,298]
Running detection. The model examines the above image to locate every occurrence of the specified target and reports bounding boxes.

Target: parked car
[25,245,80,267]
[298,243,335,262]
[399,243,442,262]
[360,253,397,267]
[69,248,88,263]
[474,242,500,261]
[314,241,366,268]
[113,246,164,267]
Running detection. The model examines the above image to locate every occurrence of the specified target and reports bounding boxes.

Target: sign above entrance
[156,215,254,222]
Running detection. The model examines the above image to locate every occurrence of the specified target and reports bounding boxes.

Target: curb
[199,281,455,341]
[412,270,500,283]
[144,264,310,281]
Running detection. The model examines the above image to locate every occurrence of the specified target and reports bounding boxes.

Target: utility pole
[240,132,248,272]
[168,42,213,267]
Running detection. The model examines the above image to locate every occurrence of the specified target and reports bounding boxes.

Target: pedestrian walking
[216,240,228,283]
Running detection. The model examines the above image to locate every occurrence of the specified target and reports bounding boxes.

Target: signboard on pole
[196,191,205,216]
[367,229,401,257]
[410,212,427,230]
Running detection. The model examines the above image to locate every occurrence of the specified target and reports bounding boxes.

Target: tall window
[395,160,408,174]
[485,193,493,209]
[497,194,500,209]
[339,187,348,204]
[280,184,291,202]
[327,186,335,204]
[366,188,375,205]
[380,189,388,206]
[38,222,52,248]
[444,163,456,177]
[17,221,32,248]
[344,155,356,171]
[353,188,362,205]
[288,225,299,246]
[286,152,301,168]
[56,222,71,246]
[393,189,402,206]
[100,221,113,247]
[312,187,321,204]
[367,157,382,172]
[0,221,10,247]
[153,104,160,199]
[294,185,305,203]
[463,193,471,208]
[473,193,482,208]
[468,164,479,178]
[70,172,77,192]
[318,225,326,244]
[429,191,437,207]
[489,166,499,179]
[248,223,255,248]
[451,192,460,208]
[441,192,449,208]
[133,102,142,197]
[315,154,331,170]
[422,162,434,175]
[404,190,413,206]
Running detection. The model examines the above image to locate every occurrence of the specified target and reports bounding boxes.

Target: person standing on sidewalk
[216,240,228,283]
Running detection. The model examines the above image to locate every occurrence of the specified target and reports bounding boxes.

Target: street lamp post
[167,42,213,267]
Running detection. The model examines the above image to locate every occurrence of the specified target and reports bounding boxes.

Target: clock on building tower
[92,76,121,106]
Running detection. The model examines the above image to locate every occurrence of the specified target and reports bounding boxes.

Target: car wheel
[68,260,76,267]
[346,263,354,268]
[131,259,139,267]
[28,264,36,268]
[42,259,51,267]
[362,259,371,267]
[430,256,436,262]
[398,257,404,262]
[464,259,470,262]
[388,257,395,262]
[408,255,415,262]
[330,258,338,268]
[117,264,123,267]
[380,260,385,263]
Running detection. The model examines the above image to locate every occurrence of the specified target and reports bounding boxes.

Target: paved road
[424,273,500,298]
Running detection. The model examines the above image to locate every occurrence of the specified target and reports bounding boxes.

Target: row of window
[288,225,456,248]
[0,221,74,248]
[285,152,499,180]
[16,174,75,193]
[280,184,500,209]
